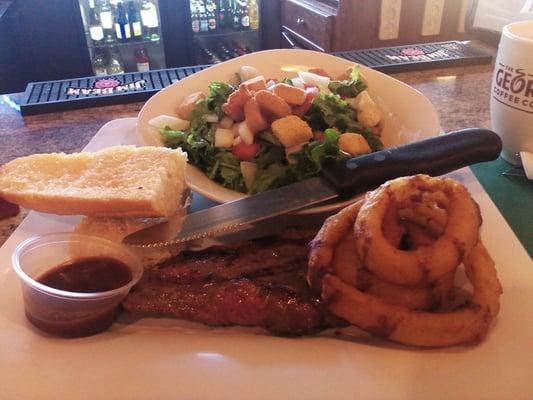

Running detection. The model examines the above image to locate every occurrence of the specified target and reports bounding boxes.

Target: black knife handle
[321,128,502,197]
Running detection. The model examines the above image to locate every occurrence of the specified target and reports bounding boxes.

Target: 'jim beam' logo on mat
[385,47,452,62]
[66,78,146,96]
[493,63,533,114]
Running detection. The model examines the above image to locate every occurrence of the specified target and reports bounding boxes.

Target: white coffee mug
[491,20,533,165]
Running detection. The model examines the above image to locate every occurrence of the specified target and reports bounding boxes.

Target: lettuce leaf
[254,131,285,169]
[328,65,366,98]
[210,150,246,192]
[361,128,383,151]
[188,99,211,139]
[280,77,294,86]
[289,128,349,180]
[250,163,292,194]
[206,81,235,118]
[305,92,383,151]
[306,92,360,131]
[161,100,215,173]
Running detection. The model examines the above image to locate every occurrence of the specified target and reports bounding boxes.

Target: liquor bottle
[140,0,160,41]
[213,43,225,61]
[249,0,259,30]
[231,0,241,31]
[99,0,115,43]
[239,1,250,30]
[88,0,104,46]
[218,0,227,29]
[135,47,150,72]
[115,2,132,42]
[92,48,107,76]
[204,46,221,63]
[128,1,143,41]
[191,5,200,33]
[231,40,247,56]
[218,43,232,60]
[199,3,209,33]
[107,48,124,74]
[207,1,217,32]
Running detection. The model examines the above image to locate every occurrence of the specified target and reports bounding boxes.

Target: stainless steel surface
[124,177,338,247]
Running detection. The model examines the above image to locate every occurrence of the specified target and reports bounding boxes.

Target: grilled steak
[123,231,344,335]
[149,239,309,284]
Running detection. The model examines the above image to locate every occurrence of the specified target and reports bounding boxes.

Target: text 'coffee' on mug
[491,20,533,165]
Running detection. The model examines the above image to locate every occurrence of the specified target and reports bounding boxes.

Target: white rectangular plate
[0,118,532,399]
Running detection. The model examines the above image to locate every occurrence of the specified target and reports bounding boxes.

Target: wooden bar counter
[1,59,531,255]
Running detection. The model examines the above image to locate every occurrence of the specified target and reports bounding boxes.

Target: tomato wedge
[232,141,261,161]
[293,86,320,117]
[308,68,331,78]
[313,131,326,142]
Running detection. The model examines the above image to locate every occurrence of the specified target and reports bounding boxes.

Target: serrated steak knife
[124,128,502,247]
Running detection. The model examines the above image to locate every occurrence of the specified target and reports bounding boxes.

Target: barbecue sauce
[38,257,132,293]
[25,257,133,337]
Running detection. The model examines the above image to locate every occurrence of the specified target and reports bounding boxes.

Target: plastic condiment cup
[12,232,144,337]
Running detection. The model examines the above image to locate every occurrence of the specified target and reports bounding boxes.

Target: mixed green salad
[153,65,383,194]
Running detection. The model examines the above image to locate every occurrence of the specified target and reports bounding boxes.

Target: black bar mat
[19,41,491,116]
[19,65,211,116]
[333,40,492,73]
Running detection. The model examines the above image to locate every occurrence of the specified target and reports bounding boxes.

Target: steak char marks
[123,231,343,335]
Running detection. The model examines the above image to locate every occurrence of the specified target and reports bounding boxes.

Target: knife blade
[124,128,502,247]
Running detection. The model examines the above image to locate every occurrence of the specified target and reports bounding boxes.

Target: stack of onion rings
[308,175,502,347]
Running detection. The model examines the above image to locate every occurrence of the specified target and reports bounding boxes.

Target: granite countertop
[0,56,506,248]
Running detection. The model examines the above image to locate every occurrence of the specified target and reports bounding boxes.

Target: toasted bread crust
[0,146,187,218]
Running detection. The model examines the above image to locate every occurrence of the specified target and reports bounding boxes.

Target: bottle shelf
[81,0,166,75]
[87,38,162,49]
[192,28,259,39]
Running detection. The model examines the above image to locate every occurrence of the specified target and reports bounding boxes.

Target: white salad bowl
[137,49,440,213]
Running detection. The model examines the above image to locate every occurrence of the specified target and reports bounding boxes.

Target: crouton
[339,133,371,156]
[358,108,381,128]
[222,85,253,122]
[273,83,307,105]
[242,76,267,92]
[177,91,206,120]
[351,91,382,128]
[271,115,313,148]
[351,90,374,111]
[255,90,292,119]
[244,97,269,134]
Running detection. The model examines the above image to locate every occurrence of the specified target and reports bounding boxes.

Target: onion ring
[308,190,502,347]
[322,267,495,347]
[307,201,362,290]
[311,202,455,312]
[358,270,435,311]
[354,175,481,286]
[358,269,455,311]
